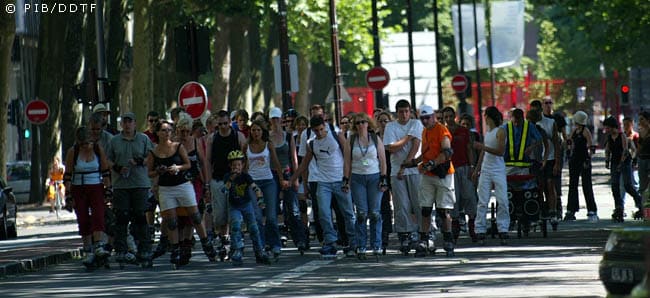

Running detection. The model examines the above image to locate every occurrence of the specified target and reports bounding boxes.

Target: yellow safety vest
[506,120,531,167]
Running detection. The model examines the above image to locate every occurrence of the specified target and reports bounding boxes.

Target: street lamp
[599,63,607,116]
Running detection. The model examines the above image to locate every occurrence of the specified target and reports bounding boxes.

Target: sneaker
[94,243,109,257]
[344,247,356,258]
[587,212,599,222]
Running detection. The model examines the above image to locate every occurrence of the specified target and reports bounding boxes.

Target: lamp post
[600,63,607,117]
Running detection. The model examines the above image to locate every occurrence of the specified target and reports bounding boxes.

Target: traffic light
[621,84,630,105]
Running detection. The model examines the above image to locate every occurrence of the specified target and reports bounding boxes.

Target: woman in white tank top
[246,120,285,259]
[63,126,112,267]
[472,107,509,244]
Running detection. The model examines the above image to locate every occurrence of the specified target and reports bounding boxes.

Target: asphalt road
[0,150,645,297]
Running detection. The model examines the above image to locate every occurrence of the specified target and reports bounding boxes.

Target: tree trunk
[60,13,84,153]
[295,52,313,116]
[249,20,265,112]
[105,0,127,126]
[211,14,230,112]
[34,5,68,204]
[0,12,15,180]
[132,0,155,124]
[227,16,252,113]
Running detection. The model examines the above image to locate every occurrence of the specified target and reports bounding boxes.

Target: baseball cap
[93,103,110,113]
[121,112,136,121]
[269,107,283,119]
[419,105,434,117]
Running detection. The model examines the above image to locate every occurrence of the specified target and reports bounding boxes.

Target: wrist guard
[133,157,145,166]
[380,175,389,188]
[101,169,111,178]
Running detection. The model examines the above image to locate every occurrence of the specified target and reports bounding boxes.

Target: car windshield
[7,164,31,181]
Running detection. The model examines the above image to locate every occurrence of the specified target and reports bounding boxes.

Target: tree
[0,11,15,180]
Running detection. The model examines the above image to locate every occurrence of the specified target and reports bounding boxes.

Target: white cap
[419,105,434,117]
[269,107,283,119]
[93,103,110,113]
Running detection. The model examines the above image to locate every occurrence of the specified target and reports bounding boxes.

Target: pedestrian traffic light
[24,128,30,139]
[621,84,630,105]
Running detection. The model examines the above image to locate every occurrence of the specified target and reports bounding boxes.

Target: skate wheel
[171,264,177,270]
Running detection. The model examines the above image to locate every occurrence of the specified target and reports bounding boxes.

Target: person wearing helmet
[223,150,271,266]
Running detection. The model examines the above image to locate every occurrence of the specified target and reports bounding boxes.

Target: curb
[0,248,83,279]
[16,219,78,228]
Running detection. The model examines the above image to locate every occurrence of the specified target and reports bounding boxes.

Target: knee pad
[191,212,202,225]
[421,207,433,217]
[166,218,178,231]
[299,200,308,213]
[356,212,367,224]
[368,211,381,222]
[436,208,450,218]
[116,210,130,225]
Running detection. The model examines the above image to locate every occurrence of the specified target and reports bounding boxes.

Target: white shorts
[158,182,197,211]
[419,174,456,210]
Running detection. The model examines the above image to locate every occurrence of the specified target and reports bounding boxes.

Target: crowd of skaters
[59,97,649,268]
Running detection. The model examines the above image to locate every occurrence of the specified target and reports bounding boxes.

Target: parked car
[599,225,650,295]
[0,175,18,240]
[7,161,31,203]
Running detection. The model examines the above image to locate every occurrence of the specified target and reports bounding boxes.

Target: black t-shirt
[152,144,187,186]
[224,172,255,207]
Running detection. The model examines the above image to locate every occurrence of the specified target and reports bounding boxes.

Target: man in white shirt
[383,99,423,255]
[291,116,356,258]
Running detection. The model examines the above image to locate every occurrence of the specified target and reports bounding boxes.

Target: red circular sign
[366,67,390,90]
[25,100,50,125]
[178,81,208,119]
[451,74,469,93]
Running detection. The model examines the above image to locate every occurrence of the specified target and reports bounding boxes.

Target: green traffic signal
[24,129,30,139]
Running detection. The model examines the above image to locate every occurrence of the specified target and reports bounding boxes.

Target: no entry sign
[178,81,208,119]
[25,99,50,125]
[366,67,390,90]
[451,74,469,93]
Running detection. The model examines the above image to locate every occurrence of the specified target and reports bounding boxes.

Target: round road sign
[366,67,390,90]
[451,74,469,93]
[178,81,208,119]
[25,99,50,125]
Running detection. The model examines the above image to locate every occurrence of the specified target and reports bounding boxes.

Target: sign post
[366,66,391,90]
[178,81,208,119]
[25,99,50,205]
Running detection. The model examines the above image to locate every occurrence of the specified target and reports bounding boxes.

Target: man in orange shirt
[403,105,456,257]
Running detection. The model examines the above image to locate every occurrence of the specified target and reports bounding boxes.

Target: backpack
[348,131,380,159]
[308,130,344,161]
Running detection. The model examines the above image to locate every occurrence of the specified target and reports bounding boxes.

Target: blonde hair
[176,112,193,130]
[349,112,377,134]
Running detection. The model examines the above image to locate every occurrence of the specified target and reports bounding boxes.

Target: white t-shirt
[351,135,380,175]
[309,132,344,183]
[299,125,335,182]
[383,119,423,176]
[537,116,556,161]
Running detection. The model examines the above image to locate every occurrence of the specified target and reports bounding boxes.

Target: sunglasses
[355,120,368,125]
[148,119,159,123]
[159,128,172,132]
[340,121,349,125]
[420,116,431,120]
[544,101,553,105]
[217,122,230,126]
[379,119,390,123]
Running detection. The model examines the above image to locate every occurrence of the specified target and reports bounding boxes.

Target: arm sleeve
[383,124,397,145]
[408,120,424,140]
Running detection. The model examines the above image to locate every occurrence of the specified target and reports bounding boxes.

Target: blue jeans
[317,181,357,248]
[229,201,264,253]
[351,173,383,251]
[254,179,281,251]
[611,159,643,210]
[280,186,307,246]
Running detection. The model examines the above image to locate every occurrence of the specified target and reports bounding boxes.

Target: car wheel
[0,211,7,240]
[604,282,635,296]
[8,205,17,238]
